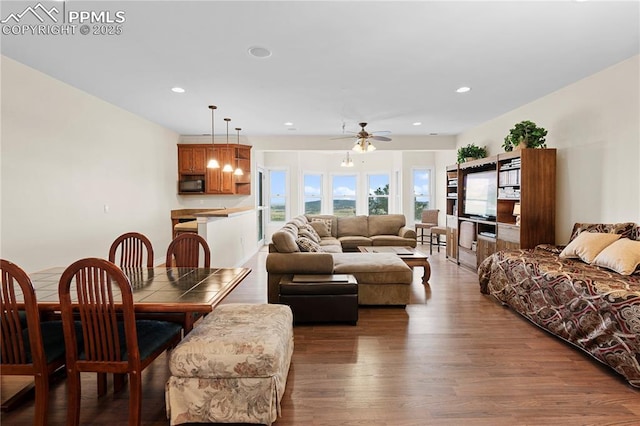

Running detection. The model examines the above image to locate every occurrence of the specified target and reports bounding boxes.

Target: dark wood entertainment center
[445,148,556,271]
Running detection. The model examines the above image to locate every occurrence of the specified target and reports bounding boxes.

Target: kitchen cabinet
[178,144,252,195]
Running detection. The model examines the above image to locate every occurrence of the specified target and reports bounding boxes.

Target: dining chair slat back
[108,232,154,268]
[58,257,182,426]
[1,259,66,426]
[165,233,211,268]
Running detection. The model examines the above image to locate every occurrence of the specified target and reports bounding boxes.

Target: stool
[279,274,358,325]
[429,226,447,254]
[166,304,294,425]
[173,220,197,238]
[415,222,436,244]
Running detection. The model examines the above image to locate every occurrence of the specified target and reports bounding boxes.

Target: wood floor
[2,246,639,425]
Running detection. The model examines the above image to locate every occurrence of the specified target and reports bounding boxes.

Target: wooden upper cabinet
[178,146,206,174]
[180,144,250,195]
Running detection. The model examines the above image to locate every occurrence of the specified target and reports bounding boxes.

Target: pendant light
[222,118,234,172]
[340,151,354,167]
[206,105,220,169]
[234,127,244,176]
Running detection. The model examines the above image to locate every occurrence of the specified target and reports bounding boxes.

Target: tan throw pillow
[559,232,621,263]
[310,220,330,237]
[592,238,640,275]
[296,237,321,252]
[311,218,332,236]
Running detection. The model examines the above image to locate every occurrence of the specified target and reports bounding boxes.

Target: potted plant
[502,120,548,152]
[457,143,488,164]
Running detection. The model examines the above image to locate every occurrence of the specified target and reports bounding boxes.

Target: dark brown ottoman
[279,274,358,325]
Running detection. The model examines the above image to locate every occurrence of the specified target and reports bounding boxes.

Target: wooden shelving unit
[446,148,556,271]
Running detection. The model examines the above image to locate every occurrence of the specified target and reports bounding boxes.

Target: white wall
[1,56,179,272]
[457,55,640,243]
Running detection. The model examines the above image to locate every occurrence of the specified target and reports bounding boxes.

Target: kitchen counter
[194,206,254,218]
[170,207,254,239]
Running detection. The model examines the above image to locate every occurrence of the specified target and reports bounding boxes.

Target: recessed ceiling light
[284,122,293,126]
[456,86,471,93]
[413,122,422,126]
[171,87,185,93]
[248,46,272,58]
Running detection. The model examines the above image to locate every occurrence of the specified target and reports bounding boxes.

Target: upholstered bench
[165,304,294,426]
[279,274,358,324]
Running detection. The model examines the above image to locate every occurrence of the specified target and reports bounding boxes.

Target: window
[269,170,287,222]
[368,174,389,215]
[332,175,357,217]
[303,174,323,214]
[413,169,431,221]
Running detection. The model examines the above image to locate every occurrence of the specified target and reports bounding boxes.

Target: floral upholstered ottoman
[165,303,294,425]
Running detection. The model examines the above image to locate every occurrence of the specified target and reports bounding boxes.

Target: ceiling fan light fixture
[366,142,376,152]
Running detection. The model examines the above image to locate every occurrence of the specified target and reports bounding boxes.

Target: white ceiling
[2,1,639,140]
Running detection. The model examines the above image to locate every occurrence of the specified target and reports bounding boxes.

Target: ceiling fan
[332,122,391,152]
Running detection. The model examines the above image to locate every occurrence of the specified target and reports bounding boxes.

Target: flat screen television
[464,170,497,220]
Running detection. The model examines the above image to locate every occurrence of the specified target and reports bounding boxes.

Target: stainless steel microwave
[179,179,204,193]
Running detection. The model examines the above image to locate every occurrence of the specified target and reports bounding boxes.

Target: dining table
[27,265,252,331]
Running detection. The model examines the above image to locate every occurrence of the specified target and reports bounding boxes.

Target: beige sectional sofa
[266,214,416,306]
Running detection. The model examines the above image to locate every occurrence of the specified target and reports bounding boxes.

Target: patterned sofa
[479,222,640,388]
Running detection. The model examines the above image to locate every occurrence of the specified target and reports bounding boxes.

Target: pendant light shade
[234,127,244,176]
[353,138,376,153]
[222,118,234,172]
[340,151,354,167]
[206,105,220,169]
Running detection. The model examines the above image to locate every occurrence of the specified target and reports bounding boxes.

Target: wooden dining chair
[165,233,211,268]
[58,258,182,426]
[1,259,67,426]
[108,232,154,268]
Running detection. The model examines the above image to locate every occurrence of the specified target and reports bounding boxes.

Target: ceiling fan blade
[371,136,392,142]
[371,130,391,135]
[330,135,358,140]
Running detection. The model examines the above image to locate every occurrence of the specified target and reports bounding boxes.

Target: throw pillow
[311,218,332,236]
[559,232,621,264]
[296,237,321,252]
[298,224,321,243]
[309,220,330,237]
[592,238,640,275]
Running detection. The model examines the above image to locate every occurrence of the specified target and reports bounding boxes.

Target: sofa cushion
[338,236,372,251]
[332,253,412,284]
[370,235,417,247]
[307,215,337,237]
[569,222,636,243]
[560,232,621,263]
[289,215,309,228]
[309,220,331,237]
[368,214,405,236]
[337,216,369,237]
[297,237,322,252]
[318,238,342,253]
[272,228,300,253]
[592,238,640,275]
[298,224,320,243]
